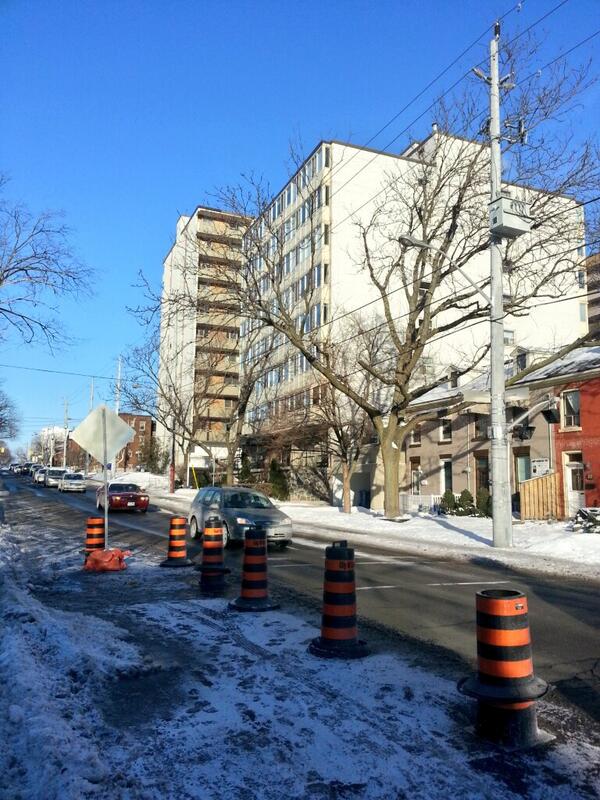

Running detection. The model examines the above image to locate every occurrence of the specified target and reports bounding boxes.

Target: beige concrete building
[157,206,246,481]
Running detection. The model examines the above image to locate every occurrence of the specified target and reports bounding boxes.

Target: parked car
[45,468,67,488]
[188,486,293,549]
[30,465,44,479]
[34,468,47,484]
[58,472,86,493]
[96,482,149,513]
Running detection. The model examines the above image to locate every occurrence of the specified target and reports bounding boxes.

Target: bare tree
[0,386,19,440]
[0,177,90,346]
[215,39,599,517]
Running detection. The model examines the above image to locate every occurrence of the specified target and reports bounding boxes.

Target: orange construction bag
[84,548,132,572]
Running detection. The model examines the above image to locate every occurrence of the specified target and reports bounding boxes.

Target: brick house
[402,356,556,510]
[115,413,154,472]
[514,345,600,518]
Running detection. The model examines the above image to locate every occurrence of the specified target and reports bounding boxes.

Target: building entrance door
[565,456,585,517]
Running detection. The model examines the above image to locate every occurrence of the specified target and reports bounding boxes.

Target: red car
[96,482,149,513]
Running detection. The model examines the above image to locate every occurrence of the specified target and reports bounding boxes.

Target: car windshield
[65,474,83,480]
[47,469,66,477]
[109,484,140,493]
[223,491,272,510]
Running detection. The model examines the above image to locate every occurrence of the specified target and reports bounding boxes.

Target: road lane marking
[427,580,511,586]
[270,562,316,569]
[356,584,404,591]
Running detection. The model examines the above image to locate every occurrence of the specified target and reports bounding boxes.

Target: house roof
[408,368,528,413]
[513,345,600,388]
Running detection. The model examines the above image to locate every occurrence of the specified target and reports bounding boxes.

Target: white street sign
[70,405,134,465]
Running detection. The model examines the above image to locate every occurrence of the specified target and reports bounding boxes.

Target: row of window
[408,388,582,448]
[264,147,331,224]
[247,385,325,423]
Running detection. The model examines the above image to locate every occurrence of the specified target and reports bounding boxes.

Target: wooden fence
[519,472,564,520]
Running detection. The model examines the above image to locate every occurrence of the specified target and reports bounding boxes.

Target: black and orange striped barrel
[475,589,535,706]
[160,516,193,568]
[229,524,279,612]
[458,588,550,748]
[309,541,368,659]
[84,516,105,558]
[198,513,230,594]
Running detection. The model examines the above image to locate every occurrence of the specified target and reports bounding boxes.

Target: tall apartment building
[157,206,245,481]
[586,253,600,338]
[241,130,587,506]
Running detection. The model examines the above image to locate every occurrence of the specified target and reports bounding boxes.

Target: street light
[400,232,511,549]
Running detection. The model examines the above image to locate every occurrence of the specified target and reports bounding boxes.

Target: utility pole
[62,399,69,469]
[169,416,176,494]
[85,379,94,475]
[488,22,512,548]
[115,356,122,415]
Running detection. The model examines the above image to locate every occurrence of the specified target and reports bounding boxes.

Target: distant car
[34,468,47,484]
[188,486,293,549]
[96,482,149,513]
[30,465,44,479]
[45,468,67,488]
[58,472,86,493]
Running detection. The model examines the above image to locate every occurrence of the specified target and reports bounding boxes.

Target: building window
[475,456,489,491]
[139,421,146,432]
[516,351,527,372]
[410,426,421,445]
[410,458,421,495]
[578,270,586,289]
[323,225,330,246]
[580,303,587,322]
[504,329,515,345]
[440,458,453,493]
[562,390,580,428]
[440,418,452,442]
[474,415,487,439]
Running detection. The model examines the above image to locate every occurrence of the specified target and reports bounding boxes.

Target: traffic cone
[458,589,552,748]
[84,516,105,562]
[229,524,279,612]
[196,512,230,595]
[160,516,194,568]
[309,540,368,659]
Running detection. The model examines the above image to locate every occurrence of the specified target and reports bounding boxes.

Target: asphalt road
[5,475,600,726]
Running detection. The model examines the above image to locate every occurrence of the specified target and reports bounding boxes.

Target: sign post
[102,406,109,548]
[70,405,135,550]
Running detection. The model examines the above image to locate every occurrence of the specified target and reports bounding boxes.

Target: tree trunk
[342,461,352,513]
[380,440,400,518]
[225,444,235,485]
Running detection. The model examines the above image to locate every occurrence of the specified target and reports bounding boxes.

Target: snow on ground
[1,506,599,799]
[275,504,600,580]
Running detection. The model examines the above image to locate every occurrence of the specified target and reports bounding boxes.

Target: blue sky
[1,0,599,453]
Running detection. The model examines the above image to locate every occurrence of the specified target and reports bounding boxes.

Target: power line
[0,363,114,381]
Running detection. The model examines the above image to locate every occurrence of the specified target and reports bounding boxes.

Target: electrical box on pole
[489,192,531,239]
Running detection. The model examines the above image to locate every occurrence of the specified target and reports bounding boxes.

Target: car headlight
[236,517,253,525]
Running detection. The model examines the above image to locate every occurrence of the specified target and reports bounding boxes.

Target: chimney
[432,122,439,134]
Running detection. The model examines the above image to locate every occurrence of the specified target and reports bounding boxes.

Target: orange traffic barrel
[196,512,230,595]
[160,516,194,568]
[229,524,279,612]
[458,589,551,748]
[309,540,368,659]
[84,516,105,560]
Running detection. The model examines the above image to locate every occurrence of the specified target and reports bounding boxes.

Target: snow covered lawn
[1,506,599,799]
[277,504,600,580]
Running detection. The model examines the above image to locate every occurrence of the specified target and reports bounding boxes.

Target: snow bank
[277,503,600,579]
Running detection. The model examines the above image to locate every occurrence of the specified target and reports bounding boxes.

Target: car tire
[278,542,290,550]
[189,517,199,539]
[222,522,229,549]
